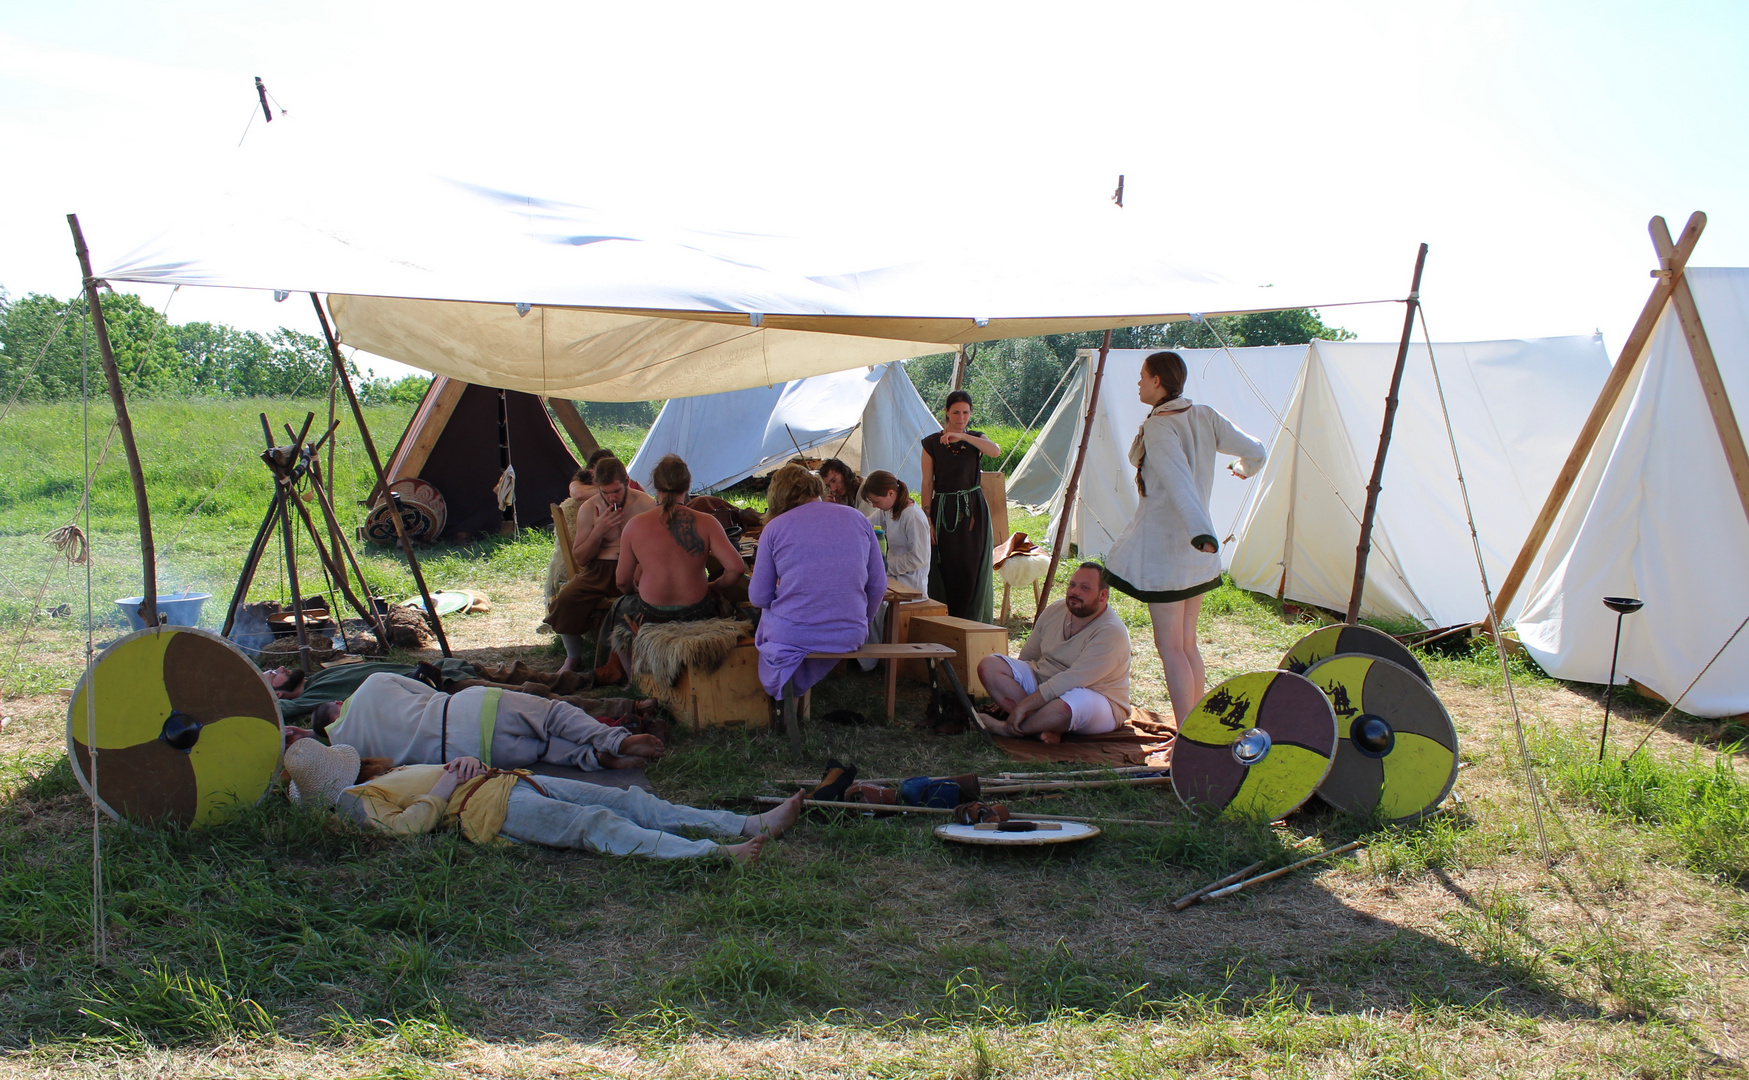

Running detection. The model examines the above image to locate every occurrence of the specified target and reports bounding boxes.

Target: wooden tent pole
[1491,212,1707,622]
[1040,330,1112,612]
[1346,244,1429,625]
[950,344,969,392]
[1651,216,1749,529]
[545,397,601,459]
[308,294,452,657]
[67,214,159,628]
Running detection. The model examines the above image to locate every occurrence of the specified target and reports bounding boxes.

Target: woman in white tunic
[1105,351,1267,723]
[856,470,932,668]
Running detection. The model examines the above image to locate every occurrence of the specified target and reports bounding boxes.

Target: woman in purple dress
[748,465,887,699]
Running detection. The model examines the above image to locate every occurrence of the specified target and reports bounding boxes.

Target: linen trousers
[498,776,747,859]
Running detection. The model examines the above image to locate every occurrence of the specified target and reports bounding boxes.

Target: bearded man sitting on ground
[602,454,748,677]
[974,563,1133,743]
[284,671,664,772]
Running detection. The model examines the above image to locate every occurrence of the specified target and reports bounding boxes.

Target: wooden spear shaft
[1170,860,1266,912]
[67,214,159,628]
[752,796,1176,827]
[1204,840,1365,899]
[1040,328,1112,611]
[1347,245,1429,625]
[308,294,451,657]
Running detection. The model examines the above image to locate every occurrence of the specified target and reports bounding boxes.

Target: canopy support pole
[1040,330,1111,613]
[67,214,158,629]
[309,293,452,657]
[1346,244,1429,625]
[1491,213,1708,624]
[950,345,969,392]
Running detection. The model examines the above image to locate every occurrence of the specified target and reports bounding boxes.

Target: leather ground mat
[988,707,1176,767]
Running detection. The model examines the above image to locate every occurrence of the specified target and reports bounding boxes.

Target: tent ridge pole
[309,293,453,657]
[67,214,159,629]
[1490,212,1707,624]
[1041,329,1112,612]
[1346,244,1429,625]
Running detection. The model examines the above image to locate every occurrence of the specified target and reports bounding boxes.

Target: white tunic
[867,501,932,595]
[1106,398,1267,596]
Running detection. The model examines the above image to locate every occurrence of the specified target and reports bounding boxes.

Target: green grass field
[2,399,1747,1078]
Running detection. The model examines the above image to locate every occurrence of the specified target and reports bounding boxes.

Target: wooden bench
[780,642,967,757]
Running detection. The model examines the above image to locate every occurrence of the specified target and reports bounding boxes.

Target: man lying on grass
[266,659,656,724]
[283,739,803,863]
[283,672,665,773]
[974,562,1133,743]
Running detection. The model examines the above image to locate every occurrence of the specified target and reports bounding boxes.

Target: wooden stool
[667,637,769,728]
[906,615,1007,696]
[781,642,960,757]
[888,597,948,683]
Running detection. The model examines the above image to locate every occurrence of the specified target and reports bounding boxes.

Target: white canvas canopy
[86,128,1374,401]
[1514,268,1749,717]
[1008,345,1309,567]
[628,362,939,494]
[1226,336,1610,627]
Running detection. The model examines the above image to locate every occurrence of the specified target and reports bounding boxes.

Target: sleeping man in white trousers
[282,672,664,772]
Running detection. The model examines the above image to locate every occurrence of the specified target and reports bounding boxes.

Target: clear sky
[2,0,1745,380]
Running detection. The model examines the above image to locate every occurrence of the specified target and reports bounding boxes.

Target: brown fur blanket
[612,617,750,712]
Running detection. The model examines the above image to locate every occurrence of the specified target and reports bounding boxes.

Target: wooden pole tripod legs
[309,294,452,657]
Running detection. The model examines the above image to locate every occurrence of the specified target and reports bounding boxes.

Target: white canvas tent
[628,362,939,494]
[1009,345,1310,567]
[1512,265,1749,717]
[87,126,1375,402]
[1225,336,1610,627]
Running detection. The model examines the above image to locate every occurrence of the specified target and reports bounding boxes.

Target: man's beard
[279,668,307,696]
[1065,598,1098,618]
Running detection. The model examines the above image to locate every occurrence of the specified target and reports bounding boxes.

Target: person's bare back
[616,505,745,606]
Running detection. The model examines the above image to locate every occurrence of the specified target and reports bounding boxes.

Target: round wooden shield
[1303,655,1458,824]
[1172,670,1337,822]
[391,478,448,538]
[364,499,437,545]
[1280,624,1430,686]
[934,821,1101,845]
[67,626,283,828]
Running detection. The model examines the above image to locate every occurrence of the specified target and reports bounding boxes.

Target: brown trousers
[545,558,623,634]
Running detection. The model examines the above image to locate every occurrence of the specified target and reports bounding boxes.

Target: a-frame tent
[1008,345,1307,568]
[1505,214,1749,718]
[382,376,583,539]
[1225,335,1610,627]
[627,362,939,494]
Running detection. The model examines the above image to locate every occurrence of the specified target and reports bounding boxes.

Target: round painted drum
[1303,655,1458,824]
[1280,624,1430,686]
[67,626,283,828]
[1171,670,1337,822]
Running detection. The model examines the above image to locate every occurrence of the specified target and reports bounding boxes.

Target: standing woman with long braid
[920,389,1000,623]
[1105,352,1266,723]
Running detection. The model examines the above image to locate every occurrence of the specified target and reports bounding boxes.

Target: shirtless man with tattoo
[608,454,747,676]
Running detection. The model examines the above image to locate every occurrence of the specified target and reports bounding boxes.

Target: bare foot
[975,712,1020,737]
[619,733,665,759]
[1039,731,1062,744]
[557,656,579,675]
[744,790,805,838]
[635,698,657,718]
[723,836,765,864]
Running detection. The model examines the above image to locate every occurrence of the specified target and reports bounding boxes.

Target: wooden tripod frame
[219,412,390,671]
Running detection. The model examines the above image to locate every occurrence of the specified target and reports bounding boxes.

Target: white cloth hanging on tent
[494,465,516,512]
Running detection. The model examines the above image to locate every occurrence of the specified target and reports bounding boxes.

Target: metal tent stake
[1598,595,1644,760]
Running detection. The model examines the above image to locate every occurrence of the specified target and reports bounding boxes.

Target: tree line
[0,288,431,406]
[905,309,1355,431]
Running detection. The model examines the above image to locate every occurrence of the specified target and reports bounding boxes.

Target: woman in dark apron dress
[921,390,1001,623]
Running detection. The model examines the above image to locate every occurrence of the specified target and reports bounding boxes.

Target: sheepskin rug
[612,617,750,712]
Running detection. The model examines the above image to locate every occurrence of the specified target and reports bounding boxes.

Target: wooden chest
[906,614,1008,696]
[665,638,771,728]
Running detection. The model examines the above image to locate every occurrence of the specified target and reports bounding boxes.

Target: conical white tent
[1226,336,1610,627]
[1515,268,1749,717]
[1008,345,1309,567]
[628,362,939,494]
